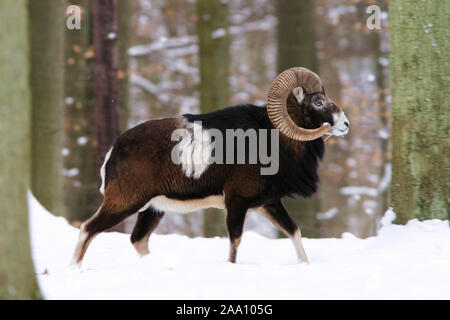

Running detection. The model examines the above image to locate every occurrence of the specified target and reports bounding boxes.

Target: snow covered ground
[29,194,450,300]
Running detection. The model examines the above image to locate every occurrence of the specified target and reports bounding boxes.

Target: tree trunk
[372,27,390,221]
[92,0,121,184]
[277,0,318,73]
[92,0,123,231]
[63,0,99,223]
[277,0,320,237]
[118,0,134,131]
[29,0,66,217]
[197,0,230,237]
[390,0,449,223]
[0,0,41,299]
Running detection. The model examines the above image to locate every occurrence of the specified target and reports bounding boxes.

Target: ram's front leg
[225,196,248,263]
[257,199,309,263]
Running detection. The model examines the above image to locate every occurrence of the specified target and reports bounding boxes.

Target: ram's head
[267,67,349,141]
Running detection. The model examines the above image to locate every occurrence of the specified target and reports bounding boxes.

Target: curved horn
[267,67,331,141]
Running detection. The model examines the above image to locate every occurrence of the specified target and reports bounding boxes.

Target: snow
[76,136,88,146]
[65,97,75,105]
[128,16,276,57]
[340,163,392,198]
[62,168,79,178]
[340,186,379,197]
[211,28,227,39]
[128,36,197,56]
[107,32,117,40]
[29,193,450,300]
[61,148,70,157]
[316,207,339,221]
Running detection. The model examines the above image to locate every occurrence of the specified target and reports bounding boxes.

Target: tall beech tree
[29,0,66,217]
[0,0,41,299]
[390,0,449,223]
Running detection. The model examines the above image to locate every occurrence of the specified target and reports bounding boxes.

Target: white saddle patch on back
[172,119,213,179]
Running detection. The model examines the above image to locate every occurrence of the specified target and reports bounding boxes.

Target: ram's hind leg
[257,200,309,263]
[130,207,164,257]
[70,205,136,268]
[70,181,150,268]
[225,196,248,263]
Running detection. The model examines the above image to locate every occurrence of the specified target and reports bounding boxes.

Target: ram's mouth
[333,128,349,136]
[325,126,348,137]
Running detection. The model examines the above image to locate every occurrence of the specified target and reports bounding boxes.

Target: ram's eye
[314,101,323,107]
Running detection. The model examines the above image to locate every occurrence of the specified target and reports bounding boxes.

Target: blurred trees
[0,0,40,299]
[92,0,121,175]
[64,0,98,222]
[197,0,230,237]
[92,0,124,231]
[118,0,134,131]
[276,0,317,72]
[29,0,66,218]
[276,0,320,237]
[390,0,449,223]
[63,0,132,225]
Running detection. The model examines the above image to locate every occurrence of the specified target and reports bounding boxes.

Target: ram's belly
[141,194,225,213]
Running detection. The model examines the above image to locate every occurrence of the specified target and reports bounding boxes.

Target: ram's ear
[292,86,305,104]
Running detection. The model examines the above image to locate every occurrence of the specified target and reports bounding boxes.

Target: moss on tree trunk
[390,0,449,223]
[0,0,41,299]
[29,0,66,217]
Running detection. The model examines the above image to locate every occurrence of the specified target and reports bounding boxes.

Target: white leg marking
[290,229,309,263]
[70,222,89,269]
[255,206,309,263]
[69,207,102,268]
[133,237,150,257]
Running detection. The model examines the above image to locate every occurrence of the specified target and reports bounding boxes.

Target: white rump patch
[99,147,113,195]
[146,194,225,213]
[171,119,213,179]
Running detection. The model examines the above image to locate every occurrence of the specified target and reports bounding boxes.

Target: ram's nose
[332,112,349,136]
